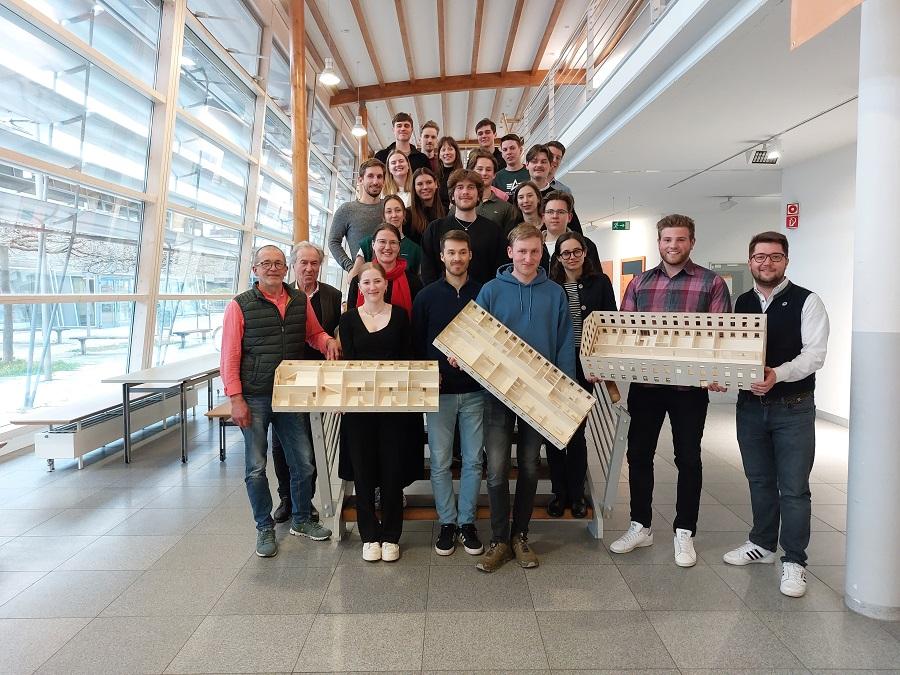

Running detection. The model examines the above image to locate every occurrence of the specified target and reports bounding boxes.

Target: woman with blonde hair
[383,149,413,206]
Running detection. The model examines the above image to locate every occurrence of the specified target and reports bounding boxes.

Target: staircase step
[340,493,593,522]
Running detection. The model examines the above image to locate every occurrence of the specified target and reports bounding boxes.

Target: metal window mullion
[238,21,274,290]
[3,0,165,104]
[131,0,188,371]
[175,109,257,164]
[0,148,152,204]
[166,202,250,232]
[0,294,147,305]
[183,11,266,98]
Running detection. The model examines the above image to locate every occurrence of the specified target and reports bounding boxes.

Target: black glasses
[255,260,287,270]
[750,253,786,263]
[559,248,584,260]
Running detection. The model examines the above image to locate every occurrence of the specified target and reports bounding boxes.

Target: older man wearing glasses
[221,245,340,558]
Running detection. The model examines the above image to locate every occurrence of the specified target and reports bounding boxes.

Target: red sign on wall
[786,202,800,216]
[786,215,799,229]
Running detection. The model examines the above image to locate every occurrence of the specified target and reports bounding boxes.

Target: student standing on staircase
[413,229,485,557]
[475,224,576,573]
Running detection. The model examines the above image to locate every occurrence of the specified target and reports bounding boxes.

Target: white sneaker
[609,521,653,554]
[381,542,401,562]
[674,528,697,567]
[780,562,807,597]
[362,542,381,562]
[723,541,776,566]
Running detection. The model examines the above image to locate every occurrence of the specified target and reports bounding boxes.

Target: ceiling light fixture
[319,57,340,86]
[352,115,367,137]
[720,196,738,211]
[766,137,782,161]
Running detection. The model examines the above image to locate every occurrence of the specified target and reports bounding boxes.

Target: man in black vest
[221,245,339,558]
[718,231,829,598]
[271,242,342,523]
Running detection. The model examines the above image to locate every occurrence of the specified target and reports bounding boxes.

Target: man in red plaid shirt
[609,214,731,568]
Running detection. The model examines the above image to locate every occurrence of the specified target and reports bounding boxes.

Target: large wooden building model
[580,311,767,390]
[433,301,596,449]
[271,360,439,412]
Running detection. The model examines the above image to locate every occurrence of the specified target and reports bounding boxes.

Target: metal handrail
[520,0,676,145]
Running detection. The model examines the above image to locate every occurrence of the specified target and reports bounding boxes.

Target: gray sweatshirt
[326,200,384,271]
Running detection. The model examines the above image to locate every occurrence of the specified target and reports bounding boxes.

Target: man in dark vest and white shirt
[221,245,339,558]
[718,231,829,598]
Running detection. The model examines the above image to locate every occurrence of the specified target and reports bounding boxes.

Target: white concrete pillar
[845,0,900,620]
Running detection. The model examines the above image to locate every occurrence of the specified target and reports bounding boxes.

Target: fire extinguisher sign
[786,202,800,229]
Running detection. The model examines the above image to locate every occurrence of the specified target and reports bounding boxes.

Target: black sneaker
[458,523,484,555]
[434,523,457,556]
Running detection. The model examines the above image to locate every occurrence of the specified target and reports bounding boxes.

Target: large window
[160,211,241,295]
[267,46,290,114]
[0,6,153,191]
[262,108,291,183]
[309,102,336,162]
[169,119,249,223]
[187,0,262,77]
[24,0,162,85]
[179,29,255,151]
[0,164,142,296]
[256,174,292,239]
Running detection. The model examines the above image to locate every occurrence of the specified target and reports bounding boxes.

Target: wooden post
[358,103,368,160]
[289,0,309,243]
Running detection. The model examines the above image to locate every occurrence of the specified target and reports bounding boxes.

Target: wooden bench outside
[68,335,128,355]
[173,328,213,349]
[206,400,234,461]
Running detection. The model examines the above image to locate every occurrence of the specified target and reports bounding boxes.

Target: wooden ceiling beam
[329,70,552,106]
[437,0,446,78]
[394,0,416,83]
[440,93,449,136]
[471,0,484,75]
[531,0,565,74]
[306,0,354,88]
[465,90,475,141]
[489,90,502,126]
[500,0,525,75]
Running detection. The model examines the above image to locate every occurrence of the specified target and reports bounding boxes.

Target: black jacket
[374,142,430,173]
[555,272,617,383]
[303,281,341,359]
[541,235,601,275]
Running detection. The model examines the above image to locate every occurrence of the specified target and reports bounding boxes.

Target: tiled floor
[0,403,898,674]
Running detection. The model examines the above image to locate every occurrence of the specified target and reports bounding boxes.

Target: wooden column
[289,0,309,243]
[358,103,369,160]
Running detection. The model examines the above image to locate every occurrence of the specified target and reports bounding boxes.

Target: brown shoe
[475,541,513,573]
[511,532,539,568]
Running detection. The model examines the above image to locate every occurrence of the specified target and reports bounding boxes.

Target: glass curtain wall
[0,0,356,427]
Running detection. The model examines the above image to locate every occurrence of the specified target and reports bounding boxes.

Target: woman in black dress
[546,231,617,518]
[339,262,420,562]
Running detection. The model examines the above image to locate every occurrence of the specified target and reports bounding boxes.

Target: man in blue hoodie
[474,223,576,572]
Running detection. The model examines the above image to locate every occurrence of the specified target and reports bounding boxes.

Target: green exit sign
[612,220,631,231]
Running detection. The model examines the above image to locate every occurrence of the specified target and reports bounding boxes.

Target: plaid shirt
[621,259,732,313]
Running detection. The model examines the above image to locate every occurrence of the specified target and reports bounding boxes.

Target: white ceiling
[562,0,861,226]
[302,0,591,144]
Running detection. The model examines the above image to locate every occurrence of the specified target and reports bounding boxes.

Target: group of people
[222,113,829,597]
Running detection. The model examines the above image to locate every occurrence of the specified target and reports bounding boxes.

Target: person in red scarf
[347,223,423,317]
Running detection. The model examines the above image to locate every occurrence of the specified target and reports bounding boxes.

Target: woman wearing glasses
[350,195,423,278]
[546,231,616,518]
[347,223,423,318]
[339,262,418,562]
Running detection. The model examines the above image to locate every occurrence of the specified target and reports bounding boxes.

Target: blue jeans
[484,395,544,542]
[736,391,816,566]
[426,391,485,526]
[240,395,315,531]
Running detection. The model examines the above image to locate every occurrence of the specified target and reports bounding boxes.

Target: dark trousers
[737,392,816,566]
[484,396,544,541]
[272,428,317,502]
[626,384,709,535]
[344,412,404,544]
[546,418,587,503]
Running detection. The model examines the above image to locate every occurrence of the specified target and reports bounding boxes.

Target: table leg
[180,383,188,463]
[122,383,131,464]
[207,375,213,412]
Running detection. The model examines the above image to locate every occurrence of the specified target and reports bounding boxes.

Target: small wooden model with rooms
[580,311,767,390]
[433,301,596,449]
[271,360,439,412]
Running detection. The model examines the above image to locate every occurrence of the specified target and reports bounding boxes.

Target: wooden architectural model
[580,312,767,390]
[271,361,439,412]
[433,301,596,449]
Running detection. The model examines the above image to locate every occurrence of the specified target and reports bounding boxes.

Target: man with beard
[327,159,386,273]
[608,214,731,568]
[420,120,440,173]
[420,169,507,285]
[721,231,829,598]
